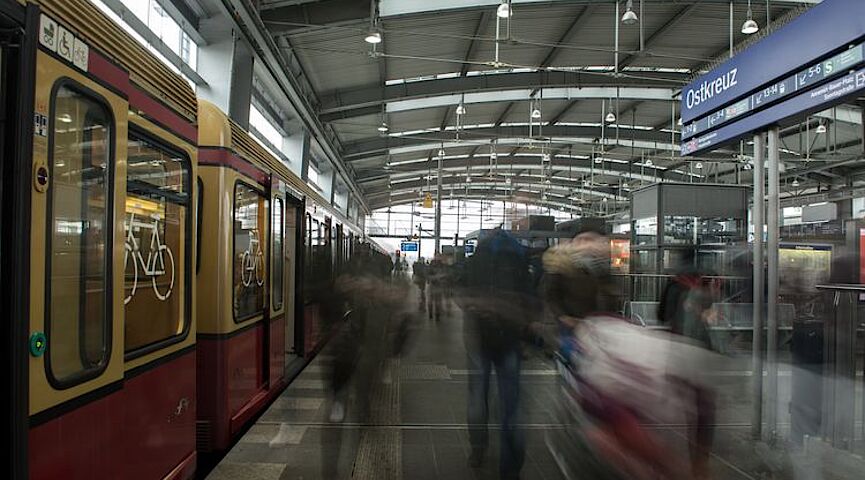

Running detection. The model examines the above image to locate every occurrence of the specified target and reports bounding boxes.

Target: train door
[284,198,300,364]
[269,184,287,388]
[27,12,129,478]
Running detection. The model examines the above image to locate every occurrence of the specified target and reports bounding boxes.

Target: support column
[752,133,765,440]
[282,121,309,176]
[766,127,781,441]
[297,134,311,181]
[197,15,254,128]
[434,155,443,255]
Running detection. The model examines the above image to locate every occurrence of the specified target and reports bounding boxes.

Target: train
[1,1,387,478]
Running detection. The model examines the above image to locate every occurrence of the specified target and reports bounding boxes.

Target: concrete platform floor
[207,291,865,480]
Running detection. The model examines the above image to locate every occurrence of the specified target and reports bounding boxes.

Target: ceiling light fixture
[742,1,759,35]
[645,159,653,166]
[364,29,382,44]
[438,148,446,157]
[605,100,616,123]
[815,122,827,134]
[695,162,703,169]
[497,1,512,19]
[621,0,638,25]
[456,103,466,116]
[792,179,800,187]
[377,121,389,133]
[531,107,542,119]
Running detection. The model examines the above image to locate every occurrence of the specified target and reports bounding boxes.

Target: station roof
[258,0,862,214]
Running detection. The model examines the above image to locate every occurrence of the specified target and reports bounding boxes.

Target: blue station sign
[681,0,865,124]
[682,43,865,141]
[683,65,865,155]
[680,0,865,156]
[400,241,418,252]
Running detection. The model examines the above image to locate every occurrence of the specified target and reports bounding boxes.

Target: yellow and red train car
[1,1,386,478]
[19,0,198,478]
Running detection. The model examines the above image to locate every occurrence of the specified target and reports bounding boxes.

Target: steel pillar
[752,133,765,440]
[766,127,781,441]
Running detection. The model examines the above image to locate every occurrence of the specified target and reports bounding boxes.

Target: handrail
[815,284,865,292]
[612,273,748,280]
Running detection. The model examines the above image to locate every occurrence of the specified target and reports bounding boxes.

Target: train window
[272,197,284,310]
[124,131,191,355]
[233,183,268,321]
[46,84,113,387]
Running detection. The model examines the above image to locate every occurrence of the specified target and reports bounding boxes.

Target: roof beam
[619,5,699,69]
[461,11,493,76]
[379,0,819,20]
[538,5,596,69]
[371,191,587,213]
[318,71,685,121]
[260,0,368,36]
[356,155,681,184]
[343,125,679,160]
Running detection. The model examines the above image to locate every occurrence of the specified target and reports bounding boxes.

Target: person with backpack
[456,228,537,479]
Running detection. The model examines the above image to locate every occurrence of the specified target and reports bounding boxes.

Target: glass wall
[366,200,574,260]
[91,0,199,85]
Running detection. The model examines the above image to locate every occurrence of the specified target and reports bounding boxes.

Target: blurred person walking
[457,228,536,480]
[413,258,428,311]
[658,250,718,480]
[541,227,618,361]
[427,255,450,321]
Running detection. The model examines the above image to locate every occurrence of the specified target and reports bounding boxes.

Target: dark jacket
[458,230,535,353]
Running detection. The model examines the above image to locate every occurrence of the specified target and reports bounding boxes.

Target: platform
[203,289,864,480]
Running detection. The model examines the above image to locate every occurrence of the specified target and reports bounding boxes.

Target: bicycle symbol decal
[241,229,265,288]
[124,212,175,304]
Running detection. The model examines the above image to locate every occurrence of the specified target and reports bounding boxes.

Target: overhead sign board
[682,42,865,141]
[682,65,865,155]
[400,241,418,252]
[681,0,865,124]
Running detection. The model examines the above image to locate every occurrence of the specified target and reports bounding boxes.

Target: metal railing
[613,273,750,303]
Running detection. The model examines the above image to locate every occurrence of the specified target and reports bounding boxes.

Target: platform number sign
[38,14,88,72]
